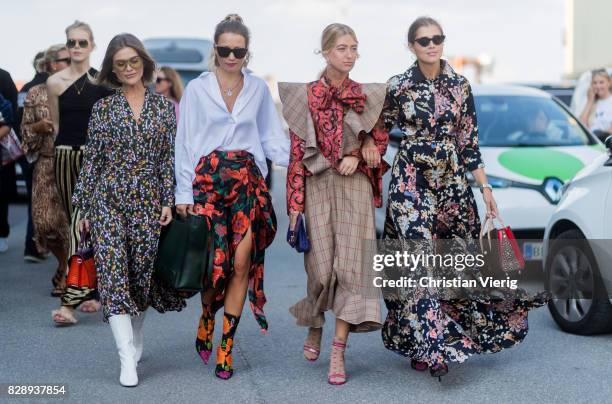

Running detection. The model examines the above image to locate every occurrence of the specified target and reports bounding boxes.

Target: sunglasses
[215,46,248,59]
[413,35,446,47]
[55,58,71,64]
[156,77,169,84]
[113,56,143,71]
[66,39,90,49]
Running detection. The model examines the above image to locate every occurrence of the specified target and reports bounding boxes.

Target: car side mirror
[605,136,612,167]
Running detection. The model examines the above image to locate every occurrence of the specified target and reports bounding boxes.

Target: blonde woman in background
[155,66,183,120]
[580,68,612,135]
[48,20,113,324]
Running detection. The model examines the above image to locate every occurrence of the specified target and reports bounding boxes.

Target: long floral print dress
[72,89,186,322]
[381,61,546,366]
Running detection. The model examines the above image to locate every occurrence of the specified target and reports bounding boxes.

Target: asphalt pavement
[1,167,612,404]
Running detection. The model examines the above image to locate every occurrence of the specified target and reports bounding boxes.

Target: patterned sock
[215,312,240,380]
[195,303,215,364]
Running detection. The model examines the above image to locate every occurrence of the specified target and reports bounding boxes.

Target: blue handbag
[287,213,311,253]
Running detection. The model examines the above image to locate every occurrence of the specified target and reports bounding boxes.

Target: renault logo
[543,177,564,204]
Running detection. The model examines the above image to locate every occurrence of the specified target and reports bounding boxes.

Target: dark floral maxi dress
[381,61,547,367]
[72,90,186,322]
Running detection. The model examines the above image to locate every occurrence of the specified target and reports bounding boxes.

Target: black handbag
[155,213,213,292]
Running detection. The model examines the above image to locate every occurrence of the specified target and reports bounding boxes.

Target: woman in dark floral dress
[381,17,546,379]
[72,34,185,387]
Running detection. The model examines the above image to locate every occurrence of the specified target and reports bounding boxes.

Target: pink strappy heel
[303,327,322,362]
[327,338,347,385]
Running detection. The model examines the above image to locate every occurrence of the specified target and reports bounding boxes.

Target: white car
[378,85,605,264]
[543,136,612,334]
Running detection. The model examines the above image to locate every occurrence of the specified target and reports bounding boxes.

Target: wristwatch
[479,183,493,193]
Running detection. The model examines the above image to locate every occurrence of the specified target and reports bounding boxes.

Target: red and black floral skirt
[192,150,277,330]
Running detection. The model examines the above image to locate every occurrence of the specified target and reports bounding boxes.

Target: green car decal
[498,148,585,181]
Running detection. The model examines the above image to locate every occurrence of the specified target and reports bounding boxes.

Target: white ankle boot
[109,314,138,387]
[131,312,146,363]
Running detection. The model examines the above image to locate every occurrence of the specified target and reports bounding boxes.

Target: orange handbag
[66,231,97,289]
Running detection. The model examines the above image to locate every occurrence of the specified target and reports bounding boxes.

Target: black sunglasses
[156,77,169,84]
[55,57,71,64]
[413,35,445,47]
[215,46,248,59]
[66,39,90,49]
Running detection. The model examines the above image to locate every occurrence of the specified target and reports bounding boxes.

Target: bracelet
[479,183,493,193]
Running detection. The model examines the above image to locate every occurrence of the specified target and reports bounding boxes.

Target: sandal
[430,363,449,382]
[327,338,347,385]
[79,299,101,313]
[50,270,66,297]
[303,327,322,362]
[51,307,77,325]
[410,359,428,372]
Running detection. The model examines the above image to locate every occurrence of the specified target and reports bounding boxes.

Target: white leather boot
[109,314,138,387]
[131,311,146,363]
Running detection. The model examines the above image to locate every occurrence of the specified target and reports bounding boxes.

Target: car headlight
[469,174,564,204]
[486,175,513,188]
[467,173,512,188]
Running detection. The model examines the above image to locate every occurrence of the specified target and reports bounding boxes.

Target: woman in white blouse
[174,14,289,380]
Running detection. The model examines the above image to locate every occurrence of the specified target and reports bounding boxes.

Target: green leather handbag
[155,213,213,292]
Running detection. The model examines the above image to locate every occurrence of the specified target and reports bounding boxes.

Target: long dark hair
[97,33,156,88]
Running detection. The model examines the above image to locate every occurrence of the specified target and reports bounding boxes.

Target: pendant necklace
[218,73,243,97]
[73,75,87,95]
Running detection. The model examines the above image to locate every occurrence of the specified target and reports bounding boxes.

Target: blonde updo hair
[317,23,359,57]
[42,44,68,73]
[316,23,359,78]
[209,14,251,71]
[65,20,95,44]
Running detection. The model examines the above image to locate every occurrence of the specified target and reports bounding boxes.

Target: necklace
[73,75,87,95]
[218,73,243,97]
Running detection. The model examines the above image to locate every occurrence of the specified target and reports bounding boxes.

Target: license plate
[523,242,543,261]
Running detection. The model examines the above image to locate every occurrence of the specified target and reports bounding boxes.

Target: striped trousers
[54,146,96,307]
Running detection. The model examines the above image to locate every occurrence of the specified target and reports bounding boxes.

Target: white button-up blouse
[174,69,290,205]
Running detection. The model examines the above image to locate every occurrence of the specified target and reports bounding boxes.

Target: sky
[2,0,566,85]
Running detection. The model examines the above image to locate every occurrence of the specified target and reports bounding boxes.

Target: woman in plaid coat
[280,23,389,385]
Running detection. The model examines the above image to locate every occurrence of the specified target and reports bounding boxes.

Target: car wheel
[546,229,612,334]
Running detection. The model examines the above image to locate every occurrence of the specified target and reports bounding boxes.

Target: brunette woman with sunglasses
[72,33,186,387]
[47,21,113,324]
[380,16,546,380]
[155,66,183,121]
[175,14,289,380]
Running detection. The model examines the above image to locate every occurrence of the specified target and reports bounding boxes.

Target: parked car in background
[519,83,575,108]
[377,86,605,264]
[543,136,612,334]
[143,37,212,85]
